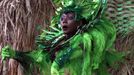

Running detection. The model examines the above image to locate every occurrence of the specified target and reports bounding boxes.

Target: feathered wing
[60,17,122,75]
[79,17,123,75]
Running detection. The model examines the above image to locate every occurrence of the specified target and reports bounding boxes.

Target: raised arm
[1,46,48,65]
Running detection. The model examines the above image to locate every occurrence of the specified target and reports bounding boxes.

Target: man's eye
[68,16,74,20]
[61,17,64,21]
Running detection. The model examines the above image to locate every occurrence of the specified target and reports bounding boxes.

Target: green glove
[1,45,15,60]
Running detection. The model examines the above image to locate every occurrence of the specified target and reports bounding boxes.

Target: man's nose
[62,18,67,23]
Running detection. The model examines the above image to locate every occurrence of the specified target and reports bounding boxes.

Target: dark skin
[60,12,82,39]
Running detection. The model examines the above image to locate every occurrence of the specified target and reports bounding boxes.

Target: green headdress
[53,0,107,22]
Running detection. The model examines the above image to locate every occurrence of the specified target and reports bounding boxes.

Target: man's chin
[63,31,69,34]
[63,31,70,36]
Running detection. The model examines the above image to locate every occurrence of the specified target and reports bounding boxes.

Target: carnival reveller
[1,0,123,75]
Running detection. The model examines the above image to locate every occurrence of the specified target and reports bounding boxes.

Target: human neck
[64,32,76,40]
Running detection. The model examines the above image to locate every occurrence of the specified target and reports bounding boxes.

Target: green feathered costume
[1,0,124,75]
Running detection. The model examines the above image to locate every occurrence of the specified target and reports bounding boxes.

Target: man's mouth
[62,26,68,30]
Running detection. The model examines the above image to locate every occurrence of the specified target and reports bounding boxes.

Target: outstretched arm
[1,46,48,65]
[15,50,46,64]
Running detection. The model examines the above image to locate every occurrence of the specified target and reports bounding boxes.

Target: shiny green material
[48,17,123,75]
[54,0,107,21]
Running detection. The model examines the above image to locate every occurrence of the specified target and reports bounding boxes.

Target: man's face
[60,12,79,36]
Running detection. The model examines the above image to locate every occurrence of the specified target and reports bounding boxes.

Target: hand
[1,45,15,60]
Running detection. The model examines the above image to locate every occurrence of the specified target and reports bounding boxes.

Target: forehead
[61,12,75,17]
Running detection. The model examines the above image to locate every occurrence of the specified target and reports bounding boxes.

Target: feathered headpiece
[52,0,107,23]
